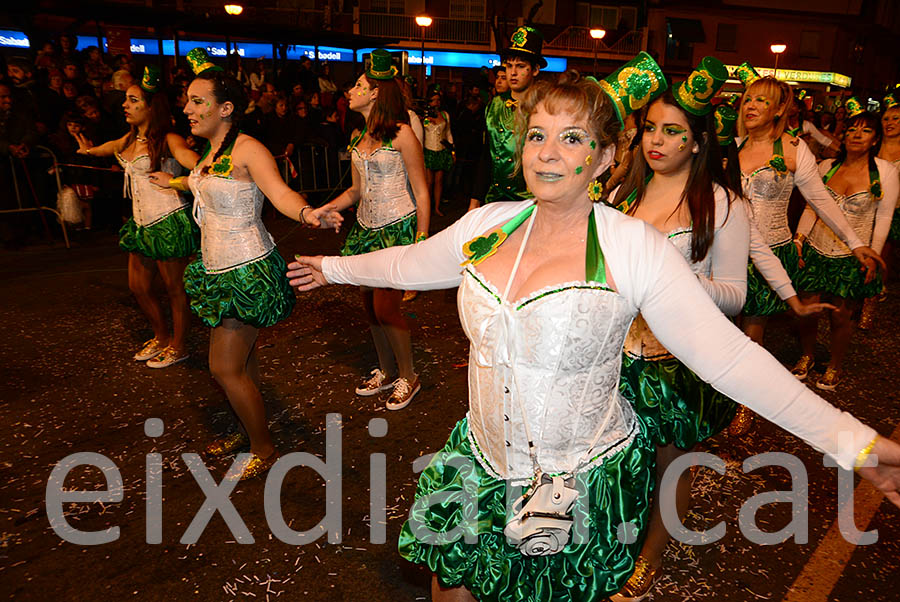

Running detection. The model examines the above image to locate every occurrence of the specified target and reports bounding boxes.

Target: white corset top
[352,147,416,229]
[189,171,275,273]
[423,117,448,152]
[808,187,876,257]
[458,268,640,482]
[116,154,187,227]
[742,167,795,246]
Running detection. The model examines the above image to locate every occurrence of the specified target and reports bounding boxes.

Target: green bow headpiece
[186,48,222,75]
[736,61,761,88]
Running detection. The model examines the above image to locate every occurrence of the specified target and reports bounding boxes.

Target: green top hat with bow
[715,104,738,146]
[845,96,865,117]
[885,93,899,110]
[597,51,668,127]
[140,65,161,94]
[367,49,398,80]
[187,48,222,75]
[502,26,547,68]
[736,61,761,88]
[674,56,728,116]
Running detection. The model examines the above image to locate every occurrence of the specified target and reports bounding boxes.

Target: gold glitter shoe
[226,450,280,482]
[203,432,249,458]
[816,367,842,392]
[146,346,189,368]
[790,355,814,380]
[857,297,876,330]
[609,555,662,602]
[134,338,165,361]
[402,290,418,302]
[728,405,754,437]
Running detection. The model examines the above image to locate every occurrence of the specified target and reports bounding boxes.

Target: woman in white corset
[423,89,454,217]
[315,50,430,412]
[877,96,900,297]
[288,70,900,602]
[77,66,199,369]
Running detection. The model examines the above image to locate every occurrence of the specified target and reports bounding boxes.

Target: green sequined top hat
[884,93,899,110]
[845,96,865,117]
[715,104,738,146]
[597,51,668,127]
[723,93,740,107]
[674,56,728,116]
[366,49,398,80]
[797,89,808,101]
[502,25,548,68]
[736,61,761,88]
[186,48,222,75]
[140,65,161,94]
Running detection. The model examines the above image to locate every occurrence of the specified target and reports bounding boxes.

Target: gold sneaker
[610,555,662,602]
[203,432,249,458]
[816,367,842,391]
[225,450,280,482]
[728,405,754,437]
[134,338,165,361]
[790,355,814,380]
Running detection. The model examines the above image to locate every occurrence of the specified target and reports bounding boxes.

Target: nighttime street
[1,209,899,602]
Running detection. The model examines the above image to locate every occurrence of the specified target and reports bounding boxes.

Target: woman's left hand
[287,256,327,290]
[792,300,836,317]
[149,172,174,188]
[852,246,885,284]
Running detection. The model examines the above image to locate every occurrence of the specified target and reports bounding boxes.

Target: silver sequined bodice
[116,154,187,227]
[352,147,416,229]
[458,268,639,482]
[423,117,449,152]
[808,187,876,257]
[188,171,274,273]
[742,166,795,246]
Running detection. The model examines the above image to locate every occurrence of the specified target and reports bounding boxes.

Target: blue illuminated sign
[357,48,567,73]
[0,30,30,49]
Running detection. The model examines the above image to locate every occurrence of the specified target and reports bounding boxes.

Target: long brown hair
[365,74,409,142]
[123,86,173,171]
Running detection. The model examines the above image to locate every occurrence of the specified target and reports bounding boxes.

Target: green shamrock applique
[462,229,508,266]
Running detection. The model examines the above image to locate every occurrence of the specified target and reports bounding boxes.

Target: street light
[224,4,243,15]
[770,42,786,75]
[590,28,606,77]
[416,15,433,95]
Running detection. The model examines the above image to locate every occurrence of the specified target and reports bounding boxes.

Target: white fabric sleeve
[794,140,865,250]
[803,121,834,148]
[322,201,530,290]
[795,159,832,238]
[408,110,424,147]
[748,209,797,300]
[696,190,749,316]
[601,207,876,470]
[872,159,900,254]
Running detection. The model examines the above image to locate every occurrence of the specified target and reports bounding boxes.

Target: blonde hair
[737,76,791,139]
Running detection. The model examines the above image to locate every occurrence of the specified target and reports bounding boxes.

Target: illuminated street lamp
[770,42,786,75]
[224,4,243,15]
[590,28,606,77]
[415,15,433,95]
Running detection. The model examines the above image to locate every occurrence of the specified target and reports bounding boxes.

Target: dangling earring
[588,178,603,202]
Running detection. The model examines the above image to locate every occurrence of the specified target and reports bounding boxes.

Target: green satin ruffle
[340,214,416,256]
[888,209,900,243]
[742,241,800,316]
[118,209,199,260]
[398,418,654,602]
[183,249,295,328]
[796,247,882,300]
[425,148,453,172]
[619,354,736,449]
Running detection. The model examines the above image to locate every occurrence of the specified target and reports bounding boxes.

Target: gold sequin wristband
[415,232,427,243]
[854,435,879,471]
[169,176,189,192]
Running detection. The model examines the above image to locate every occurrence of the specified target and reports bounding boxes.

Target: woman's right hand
[287,256,327,290]
[858,436,900,509]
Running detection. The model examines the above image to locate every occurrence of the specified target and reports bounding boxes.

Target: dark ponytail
[195,69,249,170]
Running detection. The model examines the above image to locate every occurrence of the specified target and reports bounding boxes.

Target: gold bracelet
[854,435,879,471]
[169,176,189,192]
[793,233,807,245]
[415,232,427,243]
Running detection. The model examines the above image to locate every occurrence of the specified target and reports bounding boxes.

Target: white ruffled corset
[742,167,795,246]
[808,187,876,258]
[624,228,710,360]
[458,267,640,483]
[188,172,274,274]
[116,154,187,227]
[352,147,416,229]
[423,118,448,152]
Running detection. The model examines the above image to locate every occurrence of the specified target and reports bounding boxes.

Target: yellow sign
[725,65,851,88]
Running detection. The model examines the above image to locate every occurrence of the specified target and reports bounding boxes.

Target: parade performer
[876,93,900,291]
[76,66,199,368]
[314,50,430,411]
[468,26,545,210]
[288,66,900,602]
[423,88,454,217]
[153,49,340,480]
[792,102,899,390]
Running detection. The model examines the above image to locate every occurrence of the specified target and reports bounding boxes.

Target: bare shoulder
[394,123,419,148]
[233,133,270,158]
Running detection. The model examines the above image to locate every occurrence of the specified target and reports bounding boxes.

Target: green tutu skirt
[425,148,453,172]
[340,214,416,256]
[796,247,882,300]
[742,241,800,316]
[118,208,199,260]
[183,249,295,328]
[398,418,654,602]
[619,354,736,450]
[888,210,900,243]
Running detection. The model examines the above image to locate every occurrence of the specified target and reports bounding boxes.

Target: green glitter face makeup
[589,140,596,150]
[575,166,583,174]
[682,135,688,143]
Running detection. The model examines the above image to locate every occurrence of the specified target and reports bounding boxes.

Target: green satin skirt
[425,148,453,172]
[796,247,882,301]
[888,209,900,243]
[340,214,416,256]
[398,418,655,602]
[183,249,295,329]
[118,208,199,260]
[619,354,737,450]
[742,241,800,316]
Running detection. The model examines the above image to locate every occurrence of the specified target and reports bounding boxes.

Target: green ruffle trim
[742,241,800,316]
[796,247,882,300]
[340,214,416,256]
[118,209,199,260]
[888,209,900,243]
[424,148,453,172]
[398,418,654,602]
[183,249,295,328]
[619,354,736,449]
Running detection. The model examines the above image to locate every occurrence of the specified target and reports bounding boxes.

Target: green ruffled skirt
[183,249,295,328]
[340,214,416,256]
[425,148,453,172]
[619,354,736,450]
[398,418,654,602]
[888,209,900,243]
[796,247,882,300]
[118,208,199,260]
[742,241,800,316]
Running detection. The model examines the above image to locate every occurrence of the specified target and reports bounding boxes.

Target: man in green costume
[468,25,547,210]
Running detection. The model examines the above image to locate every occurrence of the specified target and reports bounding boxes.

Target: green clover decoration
[463,230,505,265]
[625,71,652,102]
[767,155,787,175]
[512,29,527,46]
[871,181,882,200]
[211,155,233,176]
[691,73,709,94]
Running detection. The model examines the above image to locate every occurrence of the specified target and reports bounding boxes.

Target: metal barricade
[278,143,352,199]
[0,145,70,248]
